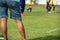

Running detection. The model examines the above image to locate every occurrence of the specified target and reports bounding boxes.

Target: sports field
[0,5,60,40]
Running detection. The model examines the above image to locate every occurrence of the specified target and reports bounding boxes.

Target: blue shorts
[0,0,22,20]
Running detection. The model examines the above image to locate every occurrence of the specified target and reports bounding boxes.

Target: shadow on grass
[28,35,60,40]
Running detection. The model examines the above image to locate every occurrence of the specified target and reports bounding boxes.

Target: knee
[0,18,7,21]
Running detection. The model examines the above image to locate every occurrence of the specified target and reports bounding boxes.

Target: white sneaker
[0,37,4,40]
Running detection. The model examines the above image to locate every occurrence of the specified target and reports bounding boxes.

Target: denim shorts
[0,0,22,20]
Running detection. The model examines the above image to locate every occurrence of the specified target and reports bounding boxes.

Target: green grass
[0,5,60,40]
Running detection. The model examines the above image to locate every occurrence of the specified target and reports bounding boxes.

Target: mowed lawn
[0,5,60,40]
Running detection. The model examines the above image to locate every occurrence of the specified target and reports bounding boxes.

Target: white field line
[8,28,60,33]
[47,28,60,33]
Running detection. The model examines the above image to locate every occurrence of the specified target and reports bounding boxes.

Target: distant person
[46,0,55,13]
[27,0,32,12]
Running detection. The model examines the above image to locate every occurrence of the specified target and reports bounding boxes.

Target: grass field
[0,5,60,40]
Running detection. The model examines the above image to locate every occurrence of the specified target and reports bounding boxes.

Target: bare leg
[53,6,55,11]
[15,20,26,40]
[0,18,8,40]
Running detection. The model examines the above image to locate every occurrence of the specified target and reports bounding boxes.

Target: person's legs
[46,2,49,12]
[27,8,32,12]
[15,20,26,40]
[0,18,8,40]
[29,7,32,12]
[27,6,32,12]
[0,4,8,40]
[47,4,52,13]
[8,1,26,40]
[53,5,55,11]
[46,5,48,12]
[49,6,51,11]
